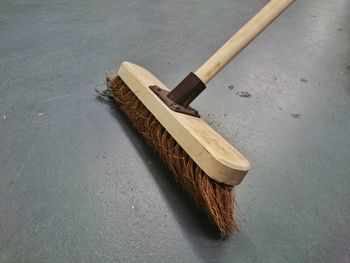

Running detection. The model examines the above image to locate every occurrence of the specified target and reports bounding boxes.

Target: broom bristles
[106,75,236,234]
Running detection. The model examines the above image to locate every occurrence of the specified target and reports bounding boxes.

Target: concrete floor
[0,0,349,262]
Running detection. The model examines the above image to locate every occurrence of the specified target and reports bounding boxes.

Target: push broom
[104,0,294,234]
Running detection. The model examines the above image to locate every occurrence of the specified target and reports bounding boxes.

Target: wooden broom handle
[195,0,294,84]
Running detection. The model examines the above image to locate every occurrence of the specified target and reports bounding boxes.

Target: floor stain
[236,91,252,98]
[228,85,234,90]
[300,78,308,83]
[291,113,302,119]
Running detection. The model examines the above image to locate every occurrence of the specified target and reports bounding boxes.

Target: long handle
[195,0,294,84]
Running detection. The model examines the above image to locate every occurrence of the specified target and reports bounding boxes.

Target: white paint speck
[38,113,44,116]
[3,115,6,120]
[131,205,135,209]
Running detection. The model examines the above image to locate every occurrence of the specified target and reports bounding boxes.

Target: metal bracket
[149,85,200,117]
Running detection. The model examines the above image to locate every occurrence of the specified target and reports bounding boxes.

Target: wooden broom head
[104,62,250,234]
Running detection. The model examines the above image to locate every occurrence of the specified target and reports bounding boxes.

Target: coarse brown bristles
[106,74,237,234]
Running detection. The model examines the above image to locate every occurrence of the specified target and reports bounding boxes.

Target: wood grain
[118,62,250,186]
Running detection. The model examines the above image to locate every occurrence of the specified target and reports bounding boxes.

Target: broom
[104,0,294,234]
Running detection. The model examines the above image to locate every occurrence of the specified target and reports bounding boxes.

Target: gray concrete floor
[0,0,349,262]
